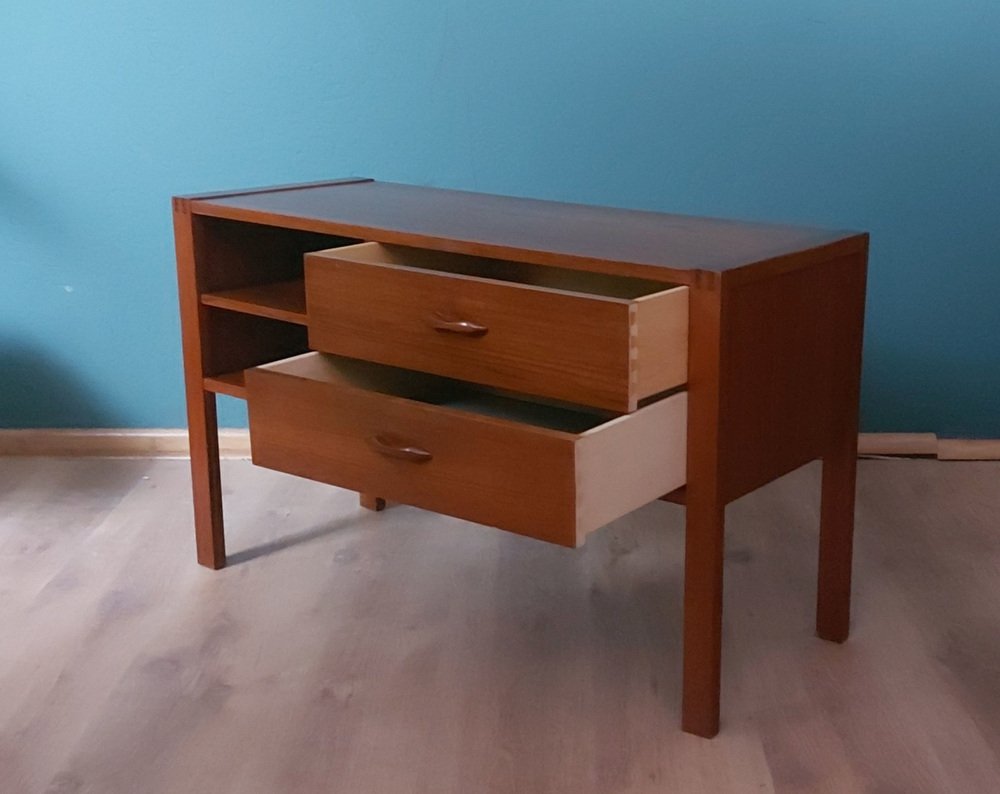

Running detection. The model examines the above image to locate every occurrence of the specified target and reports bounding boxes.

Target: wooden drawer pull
[430,315,488,337]
[368,434,433,463]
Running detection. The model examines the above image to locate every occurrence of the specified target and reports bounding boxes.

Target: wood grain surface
[189,213,351,294]
[245,354,686,546]
[305,245,688,412]
[201,280,308,326]
[2,457,998,793]
[185,180,866,284]
[718,251,868,503]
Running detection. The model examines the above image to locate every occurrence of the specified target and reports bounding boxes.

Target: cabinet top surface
[178,178,865,280]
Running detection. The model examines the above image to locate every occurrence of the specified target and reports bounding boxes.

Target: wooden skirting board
[0,429,253,459]
[935,438,1000,461]
[858,434,1000,460]
[0,430,997,460]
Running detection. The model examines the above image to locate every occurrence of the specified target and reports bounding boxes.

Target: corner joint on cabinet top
[857,231,871,256]
[692,269,722,291]
[172,196,192,215]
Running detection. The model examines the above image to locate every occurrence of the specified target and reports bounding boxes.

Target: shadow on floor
[226,513,370,566]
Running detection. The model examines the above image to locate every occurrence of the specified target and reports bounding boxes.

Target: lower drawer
[246,353,687,547]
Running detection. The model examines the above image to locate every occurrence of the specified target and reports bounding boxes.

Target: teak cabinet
[173,178,868,738]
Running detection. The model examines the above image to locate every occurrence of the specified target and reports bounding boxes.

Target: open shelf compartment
[201,280,307,325]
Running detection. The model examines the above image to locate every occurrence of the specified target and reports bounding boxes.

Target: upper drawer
[304,243,688,412]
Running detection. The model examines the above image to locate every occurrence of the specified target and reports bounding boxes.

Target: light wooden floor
[1,458,998,794]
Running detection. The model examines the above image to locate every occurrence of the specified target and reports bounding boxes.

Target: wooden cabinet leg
[360,493,386,511]
[175,202,225,570]
[816,252,865,642]
[681,491,725,738]
[187,391,226,569]
[679,274,726,738]
[816,434,858,642]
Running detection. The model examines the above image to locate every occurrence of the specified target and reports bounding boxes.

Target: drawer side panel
[633,287,689,404]
[575,391,688,540]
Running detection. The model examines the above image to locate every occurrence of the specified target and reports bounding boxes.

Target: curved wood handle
[368,434,433,463]
[430,315,488,337]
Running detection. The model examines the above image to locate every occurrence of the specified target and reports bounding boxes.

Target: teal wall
[3,2,999,434]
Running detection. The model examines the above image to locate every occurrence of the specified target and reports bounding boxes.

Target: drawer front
[305,245,688,412]
[246,353,687,547]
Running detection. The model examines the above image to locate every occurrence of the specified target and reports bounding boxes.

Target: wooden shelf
[204,370,247,400]
[201,280,307,325]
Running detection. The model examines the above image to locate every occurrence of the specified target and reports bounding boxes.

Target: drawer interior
[262,353,613,434]
[318,242,679,300]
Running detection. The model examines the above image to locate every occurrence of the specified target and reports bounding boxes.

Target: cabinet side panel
[719,252,868,501]
[305,256,634,411]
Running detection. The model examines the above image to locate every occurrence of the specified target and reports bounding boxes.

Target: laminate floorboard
[0,458,997,793]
